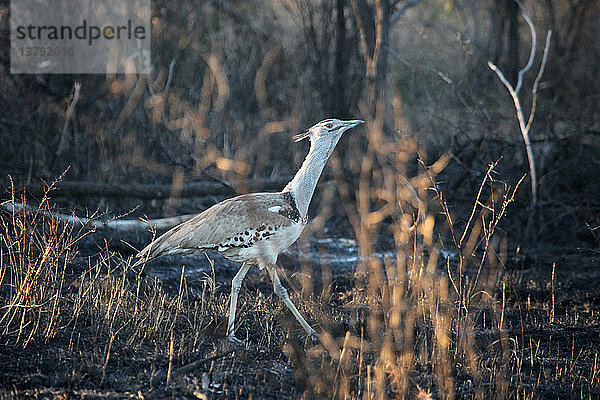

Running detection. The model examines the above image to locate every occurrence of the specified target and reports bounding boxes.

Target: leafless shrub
[0,175,92,346]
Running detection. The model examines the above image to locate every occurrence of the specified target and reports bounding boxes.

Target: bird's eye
[326,123,333,129]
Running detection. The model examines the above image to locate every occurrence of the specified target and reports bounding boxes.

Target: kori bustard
[134,118,364,343]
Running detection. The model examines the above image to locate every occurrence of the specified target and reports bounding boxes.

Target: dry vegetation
[1,0,600,399]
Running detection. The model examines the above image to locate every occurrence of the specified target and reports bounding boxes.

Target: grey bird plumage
[134,118,364,343]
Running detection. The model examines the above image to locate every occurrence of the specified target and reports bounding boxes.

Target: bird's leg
[228,262,251,344]
[266,265,319,341]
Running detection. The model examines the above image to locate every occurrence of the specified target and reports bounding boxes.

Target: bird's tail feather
[131,241,156,268]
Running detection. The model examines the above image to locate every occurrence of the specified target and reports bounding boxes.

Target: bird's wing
[134,192,300,263]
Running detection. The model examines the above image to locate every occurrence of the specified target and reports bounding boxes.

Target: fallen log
[3,177,294,233]
[1,201,195,232]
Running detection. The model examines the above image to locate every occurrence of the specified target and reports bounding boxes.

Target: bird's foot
[227,334,245,346]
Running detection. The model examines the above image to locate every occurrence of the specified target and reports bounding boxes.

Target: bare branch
[514,0,536,94]
[254,44,281,114]
[390,0,421,24]
[201,52,230,112]
[350,0,371,61]
[165,58,176,92]
[526,30,552,133]
[488,60,537,207]
[487,2,552,211]
[487,61,527,134]
[56,82,81,157]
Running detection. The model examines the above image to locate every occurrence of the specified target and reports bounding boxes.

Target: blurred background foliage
[1,3,600,397]
[0,0,599,244]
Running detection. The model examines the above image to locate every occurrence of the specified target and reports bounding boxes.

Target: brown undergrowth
[1,147,599,398]
[281,113,527,399]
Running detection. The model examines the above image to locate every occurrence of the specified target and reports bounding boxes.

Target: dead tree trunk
[351,0,420,118]
[351,0,392,118]
[491,0,521,86]
[334,0,348,117]
[507,0,520,85]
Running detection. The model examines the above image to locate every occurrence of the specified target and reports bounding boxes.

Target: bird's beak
[344,119,365,129]
[293,119,364,142]
[293,129,310,142]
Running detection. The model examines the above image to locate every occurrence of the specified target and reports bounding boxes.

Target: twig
[171,350,235,377]
[166,329,175,386]
[487,61,537,205]
[55,82,81,157]
[200,52,230,112]
[526,30,552,133]
[165,58,176,92]
[550,262,556,323]
[390,0,421,24]
[514,0,536,95]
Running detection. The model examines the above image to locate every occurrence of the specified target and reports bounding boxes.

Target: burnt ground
[1,194,600,399]
[0,158,600,399]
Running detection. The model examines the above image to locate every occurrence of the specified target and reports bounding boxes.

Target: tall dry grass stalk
[287,110,524,399]
[0,176,86,347]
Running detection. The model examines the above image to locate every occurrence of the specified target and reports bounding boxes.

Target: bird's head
[293,118,365,143]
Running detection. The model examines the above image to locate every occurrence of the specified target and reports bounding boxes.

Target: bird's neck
[283,137,338,219]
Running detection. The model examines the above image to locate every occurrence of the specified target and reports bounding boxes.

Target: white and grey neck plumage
[283,118,364,219]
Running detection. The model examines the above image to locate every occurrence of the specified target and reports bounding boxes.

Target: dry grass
[0,176,82,348]
[279,116,527,399]
[3,125,599,399]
